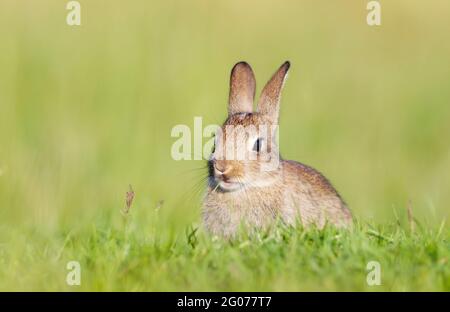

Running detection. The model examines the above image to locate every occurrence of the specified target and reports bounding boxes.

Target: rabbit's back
[279,160,352,228]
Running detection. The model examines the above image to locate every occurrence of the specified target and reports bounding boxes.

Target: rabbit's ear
[228,62,256,115]
[257,61,290,123]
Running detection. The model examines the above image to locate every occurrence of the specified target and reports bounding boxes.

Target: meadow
[0,1,449,291]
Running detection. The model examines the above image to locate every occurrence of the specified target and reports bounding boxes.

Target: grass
[0,1,449,291]
[0,206,448,291]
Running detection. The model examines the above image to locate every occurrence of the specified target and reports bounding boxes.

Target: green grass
[0,211,448,291]
[0,0,449,291]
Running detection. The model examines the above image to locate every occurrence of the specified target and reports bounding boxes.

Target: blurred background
[0,0,449,278]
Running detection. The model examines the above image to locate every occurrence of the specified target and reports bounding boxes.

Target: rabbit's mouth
[211,176,242,192]
[218,180,241,191]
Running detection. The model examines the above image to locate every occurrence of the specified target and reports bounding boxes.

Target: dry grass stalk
[121,184,135,216]
[407,199,415,233]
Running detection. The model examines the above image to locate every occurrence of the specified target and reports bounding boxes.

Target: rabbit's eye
[211,134,216,153]
[253,138,262,152]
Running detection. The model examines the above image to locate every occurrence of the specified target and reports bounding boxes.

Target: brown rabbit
[203,61,352,238]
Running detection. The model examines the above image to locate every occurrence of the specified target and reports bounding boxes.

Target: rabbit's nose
[214,162,231,175]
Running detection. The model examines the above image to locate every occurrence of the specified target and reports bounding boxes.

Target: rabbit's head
[208,61,290,192]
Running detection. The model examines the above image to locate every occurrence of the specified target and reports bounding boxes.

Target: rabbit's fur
[203,61,352,238]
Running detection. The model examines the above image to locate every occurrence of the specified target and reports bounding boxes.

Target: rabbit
[202,61,352,238]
